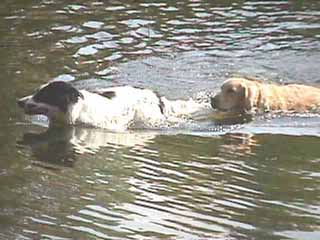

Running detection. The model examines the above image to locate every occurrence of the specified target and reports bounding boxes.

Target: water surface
[1,1,320,239]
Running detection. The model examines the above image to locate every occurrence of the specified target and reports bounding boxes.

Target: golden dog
[211,77,320,113]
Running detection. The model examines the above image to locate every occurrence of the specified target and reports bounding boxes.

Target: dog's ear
[58,84,83,112]
[242,84,258,112]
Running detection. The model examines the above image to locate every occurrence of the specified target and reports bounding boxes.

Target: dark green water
[1,1,320,239]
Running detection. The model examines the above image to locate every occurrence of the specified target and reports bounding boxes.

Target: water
[1,0,320,239]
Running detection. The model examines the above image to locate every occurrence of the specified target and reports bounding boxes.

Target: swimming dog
[18,81,209,130]
[211,77,320,113]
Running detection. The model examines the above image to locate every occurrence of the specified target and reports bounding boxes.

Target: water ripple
[6,0,318,80]
[4,1,320,239]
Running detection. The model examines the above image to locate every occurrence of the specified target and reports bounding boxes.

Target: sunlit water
[1,1,320,239]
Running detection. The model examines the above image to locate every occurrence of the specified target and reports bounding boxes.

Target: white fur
[20,85,210,131]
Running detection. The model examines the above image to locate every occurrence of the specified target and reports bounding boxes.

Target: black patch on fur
[33,81,83,112]
[98,91,116,99]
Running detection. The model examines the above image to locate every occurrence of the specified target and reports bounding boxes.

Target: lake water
[1,1,320,239]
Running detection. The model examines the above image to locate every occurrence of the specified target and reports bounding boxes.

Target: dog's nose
[17,98,26,108]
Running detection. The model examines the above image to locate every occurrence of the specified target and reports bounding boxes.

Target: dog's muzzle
[17,96,48,115]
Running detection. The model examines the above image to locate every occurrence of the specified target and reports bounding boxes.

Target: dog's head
[211,77,260,113]
[18,81,83,118]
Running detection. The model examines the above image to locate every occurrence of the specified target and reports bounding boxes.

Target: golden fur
[211,77,320,113]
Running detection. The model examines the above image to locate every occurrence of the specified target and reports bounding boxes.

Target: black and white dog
[18,81,210,130]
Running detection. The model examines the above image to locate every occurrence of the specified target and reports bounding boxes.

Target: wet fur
[211,77,320,113]
[18,81,209,130]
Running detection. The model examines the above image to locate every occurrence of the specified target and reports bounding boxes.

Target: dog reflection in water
[219,133,259,158]
[18,127,157,168]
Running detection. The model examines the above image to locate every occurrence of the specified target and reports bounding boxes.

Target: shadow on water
[17,126,158,167]
[18,128,77,169]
